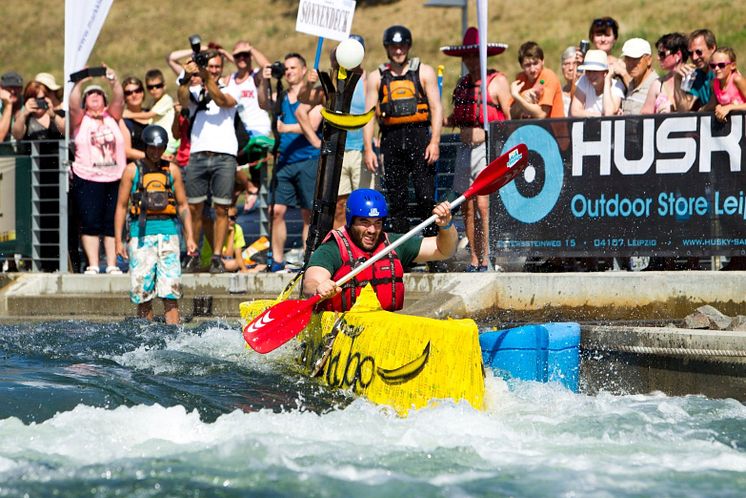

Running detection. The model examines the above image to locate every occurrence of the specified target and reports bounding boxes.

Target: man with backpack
[114,125,197,325]
[362,25,443,239]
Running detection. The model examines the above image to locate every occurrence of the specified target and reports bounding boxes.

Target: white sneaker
[84,266,99,275]
[106,266,123,275]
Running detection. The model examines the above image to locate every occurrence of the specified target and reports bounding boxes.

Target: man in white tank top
[227,40,272,137]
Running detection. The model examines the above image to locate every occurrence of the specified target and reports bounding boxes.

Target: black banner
[488,112,746,257]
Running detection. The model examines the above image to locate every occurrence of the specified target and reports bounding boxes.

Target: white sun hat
[578,49,609,71]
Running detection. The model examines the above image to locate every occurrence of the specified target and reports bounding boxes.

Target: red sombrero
[440,27,508,57]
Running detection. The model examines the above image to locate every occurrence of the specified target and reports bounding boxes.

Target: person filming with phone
[69,64,127,275]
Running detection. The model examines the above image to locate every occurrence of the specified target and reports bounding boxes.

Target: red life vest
[451,70,505,127]
[321,227,405,312]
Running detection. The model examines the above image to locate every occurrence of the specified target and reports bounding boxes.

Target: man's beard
[351,230,381,251]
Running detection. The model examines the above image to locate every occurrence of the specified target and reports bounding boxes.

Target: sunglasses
[657,50,671,59]
[709,61,732,69]
[233,51,251,59]
[146,83,164,90]
[592,18,616,28]
[229,215,238,221]
[123,88,143,96]
[692,49,705,57]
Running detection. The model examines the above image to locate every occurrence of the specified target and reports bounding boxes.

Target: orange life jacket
[377,58,430,127]
[129,159,177,219]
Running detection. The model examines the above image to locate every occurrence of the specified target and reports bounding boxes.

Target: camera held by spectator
[189,34,218,68]
[270,61,285,79]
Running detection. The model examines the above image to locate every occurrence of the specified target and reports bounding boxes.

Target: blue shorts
[185,152,237,206]
[272,157,318,209]
[73,175,120,237]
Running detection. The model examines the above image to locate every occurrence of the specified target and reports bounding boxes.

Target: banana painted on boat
[240,285,485,415]
[320,106,376,130]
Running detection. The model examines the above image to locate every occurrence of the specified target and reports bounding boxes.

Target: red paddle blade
[243,295,322,354]
[464,143,529,198]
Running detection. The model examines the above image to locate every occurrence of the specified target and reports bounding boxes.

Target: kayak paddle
[243,143,529,353]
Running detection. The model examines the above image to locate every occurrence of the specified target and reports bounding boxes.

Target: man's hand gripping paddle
[243,143,530,353]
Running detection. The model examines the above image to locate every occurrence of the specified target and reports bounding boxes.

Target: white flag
[63,0,114,110]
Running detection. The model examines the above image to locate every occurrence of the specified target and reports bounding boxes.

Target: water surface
[1,320,744,497]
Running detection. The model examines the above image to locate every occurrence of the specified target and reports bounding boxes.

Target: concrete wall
[4,271,746,323]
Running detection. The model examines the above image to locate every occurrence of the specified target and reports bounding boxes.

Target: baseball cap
[621,38,652,58]
[1,71,23,87]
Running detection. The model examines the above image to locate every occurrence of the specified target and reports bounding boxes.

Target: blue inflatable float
[479,322,581,392]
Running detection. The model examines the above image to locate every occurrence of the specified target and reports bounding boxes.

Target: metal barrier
[0,139,68,273]
[0,136,466,273]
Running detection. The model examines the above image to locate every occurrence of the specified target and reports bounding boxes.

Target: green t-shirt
[307,232,423,275]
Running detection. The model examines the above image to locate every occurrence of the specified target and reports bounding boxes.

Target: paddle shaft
[334,194,467,289]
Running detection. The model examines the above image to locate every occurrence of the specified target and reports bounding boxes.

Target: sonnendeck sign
[488,112,746,257]
[296,0,356,41]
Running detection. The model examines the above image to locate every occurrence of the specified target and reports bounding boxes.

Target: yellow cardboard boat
[239,285,485,415]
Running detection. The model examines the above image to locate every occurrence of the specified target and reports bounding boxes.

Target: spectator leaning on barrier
[69,66,127,275]
[442,26,511,272]
[560,46,579,116]
[258,52,322,272]
[11,75,64,143]
[619,38,658,115]
[114,125,196,325]
[363,25,443,240]
[710,47,746,122]
[177,49,241,274]
[11,73,65,272]
[641,33,690,114]
[676,29,717,112]
[569,49,625,117]
[510,41,565,119]
[0,71,23,143]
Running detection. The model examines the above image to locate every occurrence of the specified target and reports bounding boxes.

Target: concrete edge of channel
[582,325,746,358]
[4,271,746,322]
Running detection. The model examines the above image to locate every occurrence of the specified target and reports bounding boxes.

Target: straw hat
[578,50,609,71]
[440,27,507,57]
[34,72,61,91]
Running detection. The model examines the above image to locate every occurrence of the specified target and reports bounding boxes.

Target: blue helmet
[346,189,388,226]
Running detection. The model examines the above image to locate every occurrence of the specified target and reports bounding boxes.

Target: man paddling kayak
[303,188,457,311]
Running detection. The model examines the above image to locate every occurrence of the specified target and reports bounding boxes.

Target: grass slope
[5,0,745,108]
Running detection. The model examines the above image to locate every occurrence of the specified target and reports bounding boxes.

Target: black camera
[35,98,48,110]
[188,34,216,68]
[579,39,590,56]
[270,61,285,79]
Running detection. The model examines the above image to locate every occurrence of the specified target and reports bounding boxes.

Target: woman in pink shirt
[69,66,127,275]
[710,47,746,122]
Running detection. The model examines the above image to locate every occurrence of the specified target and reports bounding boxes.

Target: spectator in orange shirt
[509,41,565,119]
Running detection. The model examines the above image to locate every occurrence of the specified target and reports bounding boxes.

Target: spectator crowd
[1,18,744,288]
